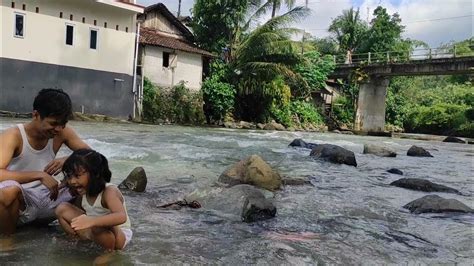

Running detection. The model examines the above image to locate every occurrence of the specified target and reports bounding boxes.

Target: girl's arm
[71,186,127,230]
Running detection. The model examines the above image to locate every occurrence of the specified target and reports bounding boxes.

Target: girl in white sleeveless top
[55,149,132,250]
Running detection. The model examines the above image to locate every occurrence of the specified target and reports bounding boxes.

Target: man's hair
[63,149,112,197]
[33,88,72,124]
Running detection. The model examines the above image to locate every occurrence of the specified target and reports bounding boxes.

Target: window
[125,27,128,33]
[163,52,170,67]
[14,13,24,38]
[22,4,25,10]
[65,24,74,45]
[82,17,85,23]
[11,2,14,8]
[104,22,107,28]
[35,7,39,13]
[60,12,63,18]
[90,29,98,49]
[116,25,119,31]
[70,14,73,21]
[94,19,97,26]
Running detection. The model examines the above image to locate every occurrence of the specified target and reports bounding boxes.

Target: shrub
[202,78,235,123]
[332,96,354,126]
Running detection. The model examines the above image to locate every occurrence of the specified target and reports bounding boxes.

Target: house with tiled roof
[1,0,144,118]
[137,3,213,91]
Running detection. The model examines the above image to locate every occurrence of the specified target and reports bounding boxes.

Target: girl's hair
[62,149,112,197]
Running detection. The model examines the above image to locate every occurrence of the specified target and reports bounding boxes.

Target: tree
[269,0,296,18]
[328,8,368,52]
[360,6,404,54]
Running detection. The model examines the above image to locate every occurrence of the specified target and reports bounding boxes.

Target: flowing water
[1,117,473,265]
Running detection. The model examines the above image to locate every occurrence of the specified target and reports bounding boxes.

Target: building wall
[1,0,137,75]
[142,11,183,39]
[1,0,139,118]
[142,46,203,91]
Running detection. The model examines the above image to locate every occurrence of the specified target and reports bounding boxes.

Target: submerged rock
[443,136,466,144]
[387,168,403,175]
[407,145,433,157]
[119,167,147,192]
[281,177,313,186]
[403,195,473,214]
[363,144,397,157]
[218,155,282,191]
[185,184,276,222]
[390,178,460,194]
[288,138,318,150]
[310,144,357,167]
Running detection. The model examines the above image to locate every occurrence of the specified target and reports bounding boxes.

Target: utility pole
[367,6,370,23]
[177,0,182,18]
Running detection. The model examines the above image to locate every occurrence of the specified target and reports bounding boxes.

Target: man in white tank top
[0,89,90,235]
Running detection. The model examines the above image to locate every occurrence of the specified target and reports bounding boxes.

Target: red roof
[140,27,214,57]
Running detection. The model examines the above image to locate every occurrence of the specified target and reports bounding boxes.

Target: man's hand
[44,157,67,176]
[39,172,59,200]
[71,214,95,231]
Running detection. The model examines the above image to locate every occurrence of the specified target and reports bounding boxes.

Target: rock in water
[387,168,403,175]
[363,144,397,157]
[310,144,357,167]
[443,136,466,144]
[390,178,460,194]
[288,139,318,150]
[403,195,473,214]
[407,145,433,157]
[185,185,276,222]
[119,167,147,192]
[218,155,282,191]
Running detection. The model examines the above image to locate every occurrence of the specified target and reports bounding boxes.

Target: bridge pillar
[354,77,389,133]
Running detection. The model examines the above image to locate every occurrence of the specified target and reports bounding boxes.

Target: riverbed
[1,117,473,265]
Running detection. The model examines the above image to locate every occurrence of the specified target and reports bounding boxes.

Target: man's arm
[44,126,90,175]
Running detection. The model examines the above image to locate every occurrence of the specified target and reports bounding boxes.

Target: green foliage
[405,103,468,135]
[310,37,339,55]
[290,100,324,125]
[328,7,368,52]
[202,76,235,123]
[293,51,335,98]
[332,96,354,126]
[142,78,205,125]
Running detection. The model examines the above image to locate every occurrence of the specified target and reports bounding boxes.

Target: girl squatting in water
[55,149,132,250]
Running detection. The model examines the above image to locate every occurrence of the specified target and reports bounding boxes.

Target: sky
[136,0,473,47]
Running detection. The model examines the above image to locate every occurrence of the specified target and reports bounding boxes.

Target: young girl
[55,149,132,250]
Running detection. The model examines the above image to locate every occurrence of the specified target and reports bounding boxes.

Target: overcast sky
[137,0,473,47]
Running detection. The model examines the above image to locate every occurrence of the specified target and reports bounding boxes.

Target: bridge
[327,46,474,133]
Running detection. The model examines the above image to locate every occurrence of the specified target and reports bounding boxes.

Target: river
[1,117,473,265]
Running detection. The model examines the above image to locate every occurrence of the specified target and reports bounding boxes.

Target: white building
[137,3,213,91]
[0,0,144,118]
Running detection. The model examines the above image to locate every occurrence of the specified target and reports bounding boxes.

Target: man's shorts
[0,180,73,225]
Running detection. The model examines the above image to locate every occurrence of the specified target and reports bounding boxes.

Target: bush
[332,96,354,126]
[405,103,469,135]
[290,100,324,126]
[202,78,235,123]
[142,78,205,125]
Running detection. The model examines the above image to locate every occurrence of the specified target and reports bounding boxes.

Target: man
[0,89,90,235]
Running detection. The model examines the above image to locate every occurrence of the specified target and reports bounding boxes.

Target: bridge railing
[333,45,474,66]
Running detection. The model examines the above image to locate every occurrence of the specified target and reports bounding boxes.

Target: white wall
[1,0,138,75]
[142,46,203,91]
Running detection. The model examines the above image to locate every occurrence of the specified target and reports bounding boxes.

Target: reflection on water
[1,118,473,264]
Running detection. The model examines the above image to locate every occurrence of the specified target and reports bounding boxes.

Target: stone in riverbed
[407,145,433,157]
[288,138,318,150]
[403,195,473,214]
[218,155,282,191]
[363,144,397,157]
[118,167,147,192]
[387,168,403,175]
[390,178,460,194]
[310,144,357,167]
[443,136,466,144]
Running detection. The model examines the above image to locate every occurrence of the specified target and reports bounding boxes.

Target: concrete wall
[354,77,389,132]
[1,0,140,117]
[1,0,137,75]
[142,46,203,90]
[0,58,134,118]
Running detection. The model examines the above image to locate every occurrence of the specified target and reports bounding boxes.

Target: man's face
[34,112,67,138]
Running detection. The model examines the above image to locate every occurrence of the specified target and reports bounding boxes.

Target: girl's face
[67,167,89,196]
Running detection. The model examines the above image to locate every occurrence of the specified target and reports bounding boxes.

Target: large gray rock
[407,145,433,157]
[118,167,147,192]
[264,121,285,131]
[218,155,282,191]
[443,136,466,144]
[403,195,473,214]
[288,138,318,150]
[185,185,276,222]
[363,144,397,157]
[390,178,460,194]
[387,168,403,175]
[310,144,357,167]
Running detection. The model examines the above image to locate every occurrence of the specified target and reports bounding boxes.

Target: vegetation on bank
[141,1,473,137]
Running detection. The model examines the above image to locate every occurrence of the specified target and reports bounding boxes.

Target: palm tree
[270,0,296,18]
[328,8,367,52]
[232,6,309,96]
